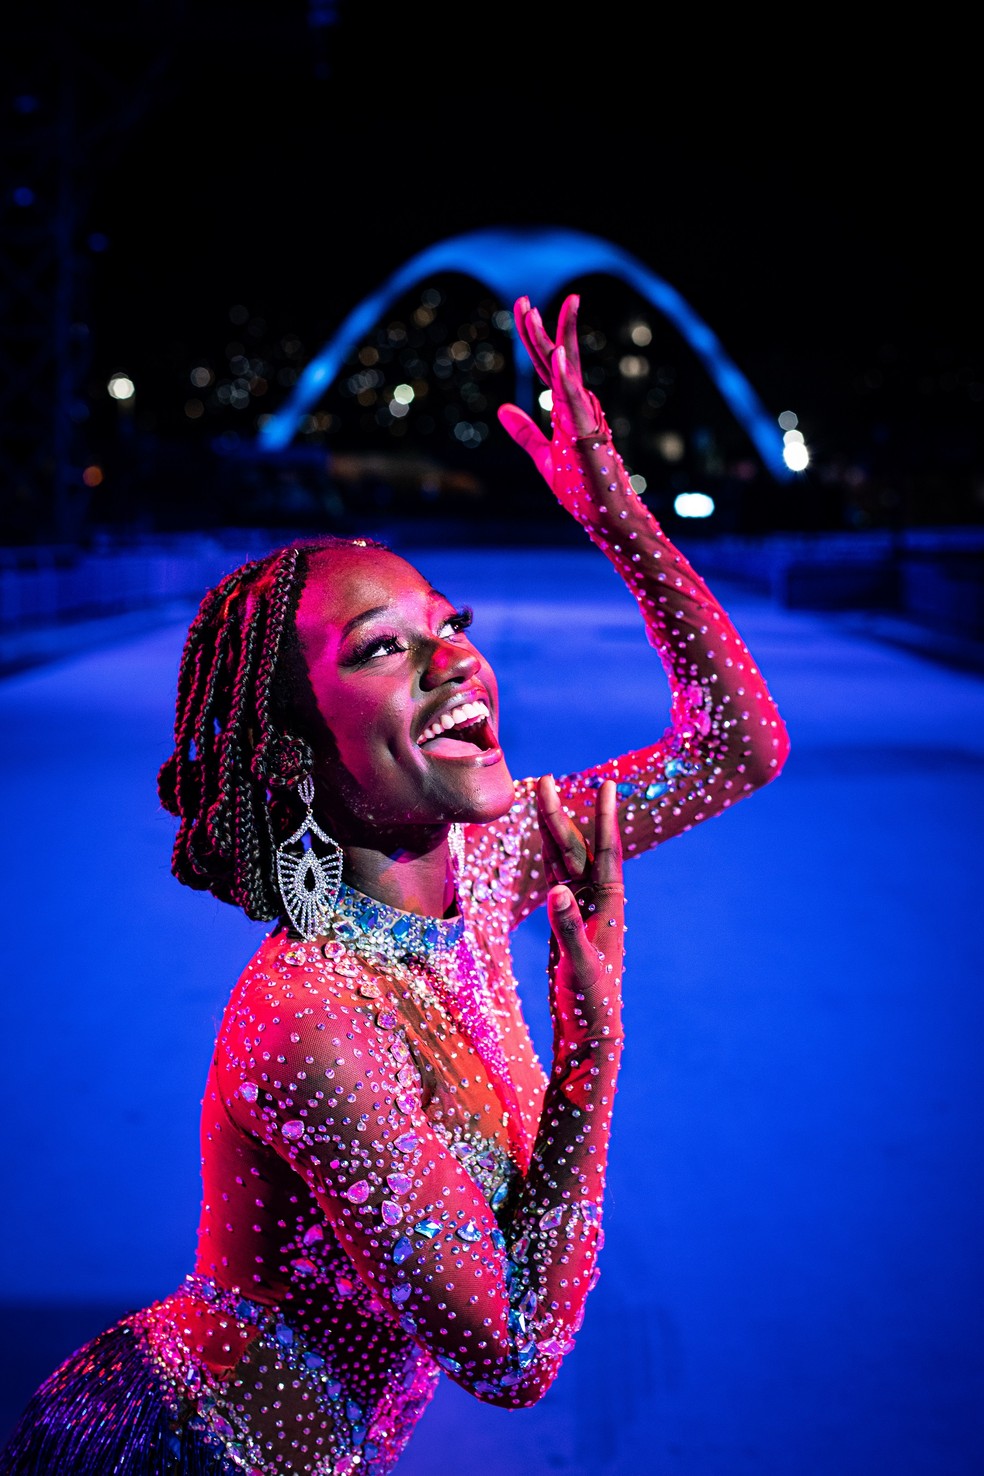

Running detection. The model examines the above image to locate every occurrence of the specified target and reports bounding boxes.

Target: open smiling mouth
[416,699,500,760]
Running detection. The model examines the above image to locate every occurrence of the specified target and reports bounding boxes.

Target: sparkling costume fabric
[1,413,789,1476]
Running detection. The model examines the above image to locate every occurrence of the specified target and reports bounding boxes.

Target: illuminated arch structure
[257,226,793,481]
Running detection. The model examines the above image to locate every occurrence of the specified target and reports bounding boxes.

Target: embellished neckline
[326,882,465,969]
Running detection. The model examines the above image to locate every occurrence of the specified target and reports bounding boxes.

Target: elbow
[465,1368,555,1410]
[744,714,791,791]
[453,1347,560,1409]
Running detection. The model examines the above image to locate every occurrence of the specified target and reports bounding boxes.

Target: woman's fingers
[536,774,591,883]
[513,297,553,384]
[552,346,602,441]
[556,294,583,382]
[591,777,623,886]
[497,404,553,484]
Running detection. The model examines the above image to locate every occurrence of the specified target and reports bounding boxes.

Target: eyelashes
[444,605,474,635]
[348,606,474,664]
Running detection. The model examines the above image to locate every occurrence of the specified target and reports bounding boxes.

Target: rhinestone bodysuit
[1,408,789,1476]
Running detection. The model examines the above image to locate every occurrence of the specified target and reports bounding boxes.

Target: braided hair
[157,534,386,920]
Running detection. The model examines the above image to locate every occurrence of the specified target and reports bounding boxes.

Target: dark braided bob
[158,534,386,921]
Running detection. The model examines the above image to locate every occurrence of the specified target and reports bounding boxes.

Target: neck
[341,834,457,918]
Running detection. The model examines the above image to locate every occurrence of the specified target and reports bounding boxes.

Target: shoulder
[219,932,375,1054]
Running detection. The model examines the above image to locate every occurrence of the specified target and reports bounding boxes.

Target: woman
[1,296,789,1475]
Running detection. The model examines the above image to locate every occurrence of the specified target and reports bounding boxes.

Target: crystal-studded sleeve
[495,407,790,924]
[220,937,622,1409]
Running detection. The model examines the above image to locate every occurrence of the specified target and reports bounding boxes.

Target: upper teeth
[418,700,490,746]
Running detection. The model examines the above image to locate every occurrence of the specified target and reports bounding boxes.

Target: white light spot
[778,410,799,430]
[674,492,715,518]
[657,431,685,462]
[629,322,652,346]
[538,388,553,411]
[629,473,648,495]
[783,428,804,445]
[393,383,414,405]
[108,373,134,401]
[783,441,810,471]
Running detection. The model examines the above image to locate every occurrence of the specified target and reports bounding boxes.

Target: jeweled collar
[326,881,465,968]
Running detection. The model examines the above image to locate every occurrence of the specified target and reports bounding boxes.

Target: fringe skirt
[0,1315,234,1476]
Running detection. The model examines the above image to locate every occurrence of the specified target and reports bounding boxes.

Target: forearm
[553,409,789,789]
[476,1024,623,1405]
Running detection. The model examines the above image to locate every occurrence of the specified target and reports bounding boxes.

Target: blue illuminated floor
[1,547,982,1474]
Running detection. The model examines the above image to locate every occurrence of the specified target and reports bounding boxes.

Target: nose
[420,635,481,690]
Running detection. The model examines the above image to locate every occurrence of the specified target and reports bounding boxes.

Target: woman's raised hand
[537,775,624,1045]
[498,295,602,490]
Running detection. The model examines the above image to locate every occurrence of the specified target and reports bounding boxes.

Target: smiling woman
[0,296,789,1476]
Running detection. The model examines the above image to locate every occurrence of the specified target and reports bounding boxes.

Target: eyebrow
[339,588,451,641]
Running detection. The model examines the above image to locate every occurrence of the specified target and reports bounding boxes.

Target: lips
[415,691,500,761]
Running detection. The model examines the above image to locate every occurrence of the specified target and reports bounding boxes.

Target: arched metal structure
[257,226,793,481]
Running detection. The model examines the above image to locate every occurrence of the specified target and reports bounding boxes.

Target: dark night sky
[8,2,982,529]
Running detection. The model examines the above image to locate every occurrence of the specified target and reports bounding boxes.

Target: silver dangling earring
[275,775,343,941]
[447,821,466,878]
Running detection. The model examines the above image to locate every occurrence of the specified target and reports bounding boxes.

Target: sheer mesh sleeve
[219,937,622,1409]
[491,407,791,924]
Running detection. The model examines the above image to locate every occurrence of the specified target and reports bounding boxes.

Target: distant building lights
[657,430,685,462]
[782,425,809,471]
[107,373,135,400]
[629,322,653,346]
[393,383,414,404]
[674,492,715,519]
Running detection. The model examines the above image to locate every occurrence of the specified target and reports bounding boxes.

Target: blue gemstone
[390,915,412,941]
[615,781,635,798]
[438,1354,462,1374]
[391,1282,411,1304]
[275,1324,293,1346]
[422,921,440,948]
[303,1351,324,1370]
[456,1219,482,1242]
[326,1380,342,1398]
[392,1236,412,1264]
[414,1218,441,1238]
[540,1205,563,1230]
[491,1182,509,1210]
[645,781,669,800]
[346,1401,363,1423]
[664,757,686,777]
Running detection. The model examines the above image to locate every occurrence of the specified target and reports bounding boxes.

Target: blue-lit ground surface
[1,547,982,1475]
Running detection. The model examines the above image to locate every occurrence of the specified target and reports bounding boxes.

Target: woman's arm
[494,294,791,923]
[222,782,625,1409]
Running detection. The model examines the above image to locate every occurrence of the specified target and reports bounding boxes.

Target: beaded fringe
[0,1317,232,1476]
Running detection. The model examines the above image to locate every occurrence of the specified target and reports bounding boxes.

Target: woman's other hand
[537,775,624,1045]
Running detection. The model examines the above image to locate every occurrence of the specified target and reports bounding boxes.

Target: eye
[349,632,406,664]
[439,605,474,639]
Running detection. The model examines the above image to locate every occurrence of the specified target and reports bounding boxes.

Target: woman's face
[295,545,515,840]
